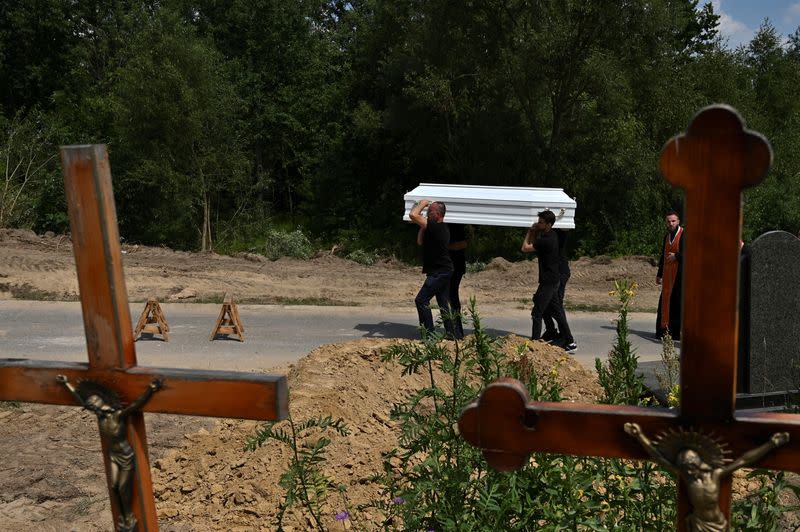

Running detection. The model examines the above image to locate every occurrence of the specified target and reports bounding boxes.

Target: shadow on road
[354,322,518,340]
[355,322,420,339]
[600,324,681,346]
[134,332,168,342]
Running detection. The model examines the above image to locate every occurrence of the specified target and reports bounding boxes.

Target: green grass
[133,295,361,306]
[565,302,621,312]
[515,299,657,313]
[248,296,360,306]
[162,294,359,306]
[1,282,77,301]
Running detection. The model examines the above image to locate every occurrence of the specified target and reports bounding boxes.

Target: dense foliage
[2,1,799,257]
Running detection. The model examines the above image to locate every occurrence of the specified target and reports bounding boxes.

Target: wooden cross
[458,106,800,530]
[0,145,288,531]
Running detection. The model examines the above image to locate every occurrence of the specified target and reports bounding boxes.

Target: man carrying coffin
[410,199,456,338]
[522,210,577,352]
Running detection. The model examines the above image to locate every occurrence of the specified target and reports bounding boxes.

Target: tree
[0,109,62,228]
[183,0,349,220]
[110,7,248,250]
[740,21,800,238]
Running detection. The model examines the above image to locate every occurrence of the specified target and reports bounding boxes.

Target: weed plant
[595,279,645,405]
[346,249,380,266]
[466,261,486,273]
[245,414,350,530]
[731,470,800,531]
[656,331,680,407]
[264,228,314,260]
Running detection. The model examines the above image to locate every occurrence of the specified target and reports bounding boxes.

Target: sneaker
[563,342,578,353]
[541,330,559,342]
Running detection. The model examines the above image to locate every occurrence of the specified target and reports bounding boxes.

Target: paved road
[0,301,672,375]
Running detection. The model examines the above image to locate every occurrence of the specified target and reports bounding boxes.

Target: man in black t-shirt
[410,199,455,338]
[521,210,576,352]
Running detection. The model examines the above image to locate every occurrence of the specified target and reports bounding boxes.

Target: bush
[346,248,379,266]
[466,260,486,273]
[596,279,645,405]
[264,228,314,260]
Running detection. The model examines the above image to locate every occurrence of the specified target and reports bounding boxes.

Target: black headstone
[746,231,800,395]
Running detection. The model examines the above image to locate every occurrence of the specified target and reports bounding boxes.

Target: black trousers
[449,270,465,338]
[543,272,570,334]
[415,270,455,336]
[532,281,573,343]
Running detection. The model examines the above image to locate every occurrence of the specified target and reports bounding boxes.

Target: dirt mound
[150,336,601,530]
[486,256,512,270]
[0,335,601,530]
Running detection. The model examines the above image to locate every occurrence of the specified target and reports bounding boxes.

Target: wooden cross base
[134,298,169,341]
[210,294,245,342]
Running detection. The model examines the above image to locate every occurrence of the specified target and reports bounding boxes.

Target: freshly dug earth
[2,229,793,530]
[1,336,598,531]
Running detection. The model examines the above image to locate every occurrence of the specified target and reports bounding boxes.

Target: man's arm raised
[521,225,537,253]
[410,199,430,229]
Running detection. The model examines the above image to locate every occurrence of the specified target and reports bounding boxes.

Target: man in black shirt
[521,210,576,352]
[410,199,455,338]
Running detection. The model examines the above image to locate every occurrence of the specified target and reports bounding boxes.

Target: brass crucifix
[458,105,800,531]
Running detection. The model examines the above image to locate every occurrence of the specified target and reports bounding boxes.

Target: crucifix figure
[57,375,162,532]
[0,145,289,531]
[624,423,789,531]
[458,105,799,531]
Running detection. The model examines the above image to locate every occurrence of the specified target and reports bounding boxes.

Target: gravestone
[745,230,800,395]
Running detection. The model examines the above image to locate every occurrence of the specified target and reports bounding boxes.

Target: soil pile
[0,336,599,530]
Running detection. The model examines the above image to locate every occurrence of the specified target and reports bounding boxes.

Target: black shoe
[541,330,559,342]
[563,342,578,353]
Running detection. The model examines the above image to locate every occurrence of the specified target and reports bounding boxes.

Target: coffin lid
[402,183,577,229]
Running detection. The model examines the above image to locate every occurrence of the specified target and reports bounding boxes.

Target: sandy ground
[0,228,662,311]
[2,228,792,530]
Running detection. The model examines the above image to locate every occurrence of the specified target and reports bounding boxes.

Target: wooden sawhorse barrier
[133,298,169,341]
[210,293,245,342]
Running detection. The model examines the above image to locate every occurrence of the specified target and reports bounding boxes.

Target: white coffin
[402,183,577,229]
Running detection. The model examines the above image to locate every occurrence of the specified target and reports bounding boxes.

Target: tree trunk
[201,193,212,252]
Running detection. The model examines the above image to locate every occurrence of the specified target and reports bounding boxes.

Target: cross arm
[732,411,800,471]
[457,379,678,470]
[457,380,800,473]
[0,359,288,421]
